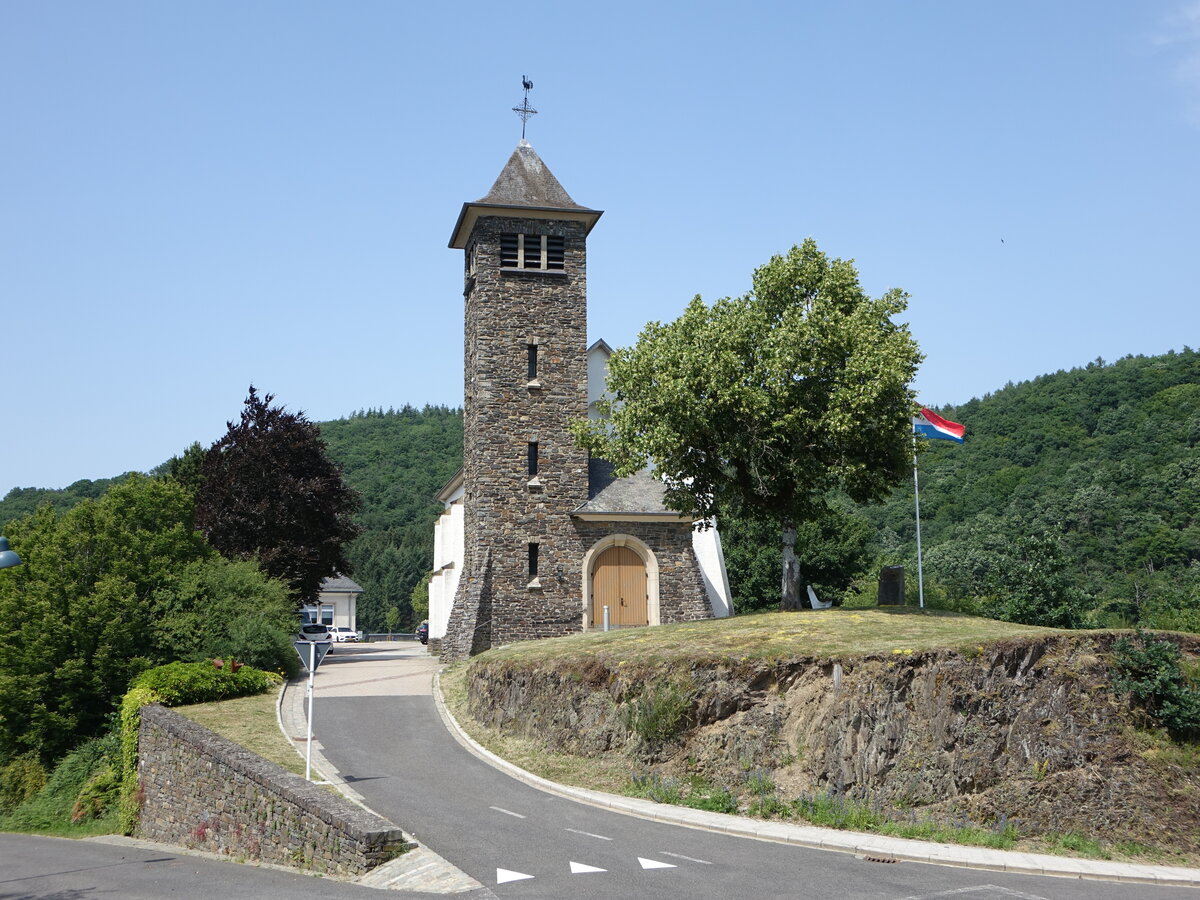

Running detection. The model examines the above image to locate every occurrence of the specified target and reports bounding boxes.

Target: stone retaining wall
[137,704,410,874]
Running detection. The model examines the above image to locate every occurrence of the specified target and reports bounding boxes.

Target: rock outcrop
[465,633,1200,851]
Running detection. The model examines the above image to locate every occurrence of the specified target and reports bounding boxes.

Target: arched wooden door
[591,545,648,628]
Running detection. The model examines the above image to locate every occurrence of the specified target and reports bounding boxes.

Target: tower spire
[511,75,538,140]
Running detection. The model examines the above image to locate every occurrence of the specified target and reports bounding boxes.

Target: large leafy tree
[196,387,361,605]
[575,239,922,610]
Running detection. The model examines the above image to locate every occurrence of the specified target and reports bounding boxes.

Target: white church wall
[429,492,464,640]
[692,520,733,618]
[586,341,611,420]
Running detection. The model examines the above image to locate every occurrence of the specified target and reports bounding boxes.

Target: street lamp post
[0,536,21,570]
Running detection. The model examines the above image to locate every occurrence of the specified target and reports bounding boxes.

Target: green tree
[575,240,922,609]
[196,387,362,606]
[409,572,431,627]
[980,532,1089,628]
[0,477,206,762]
[0,476,295,764]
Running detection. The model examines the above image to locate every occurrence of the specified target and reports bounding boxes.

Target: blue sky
[3,1,1199,494]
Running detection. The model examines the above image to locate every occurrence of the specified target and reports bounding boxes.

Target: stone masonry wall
[574,520,712,624]
[447,214,591,657]
[137,704,409,875]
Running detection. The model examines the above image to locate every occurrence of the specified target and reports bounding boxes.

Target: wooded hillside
[865,348,1199,631]
[3,349,1196,634]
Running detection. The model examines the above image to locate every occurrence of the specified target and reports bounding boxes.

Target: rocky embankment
[465,633,1200,852]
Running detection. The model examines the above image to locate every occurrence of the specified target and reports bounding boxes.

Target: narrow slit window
[527,343,538,380]
[528,542,539,578]
[527,441,539,477]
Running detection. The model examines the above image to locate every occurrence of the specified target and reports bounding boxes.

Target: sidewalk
[287,641,1200,890]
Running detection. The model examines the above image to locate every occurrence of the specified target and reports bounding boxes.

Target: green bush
[129,661,282,707]
[71,765,120,823]
[0,732,119,832]
[621,679,693,748]
[0,754,47,813]
[1111,631,1200,740]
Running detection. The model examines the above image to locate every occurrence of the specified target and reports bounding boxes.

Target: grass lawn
[176,689,306,777]
[477,606,1066,668]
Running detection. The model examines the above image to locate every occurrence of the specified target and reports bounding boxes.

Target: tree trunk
[780,522,803,611]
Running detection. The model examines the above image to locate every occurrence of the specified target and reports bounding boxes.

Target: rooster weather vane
[512,76,538,140]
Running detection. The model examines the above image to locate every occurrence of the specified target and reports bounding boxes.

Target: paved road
[309,643,1197,899]
[0,831,448,899]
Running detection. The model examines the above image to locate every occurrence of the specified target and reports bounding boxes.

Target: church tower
[441,140,603,659]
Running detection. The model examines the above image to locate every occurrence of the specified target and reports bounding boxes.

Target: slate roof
[319,574,364,593]
[479,140,590,210]
[448,140,602,248]
[574,458,686,517]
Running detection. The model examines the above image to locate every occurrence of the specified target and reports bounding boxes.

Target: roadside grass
[475,607,1065,670]
[440,664,632,793]
[176,689,306,777]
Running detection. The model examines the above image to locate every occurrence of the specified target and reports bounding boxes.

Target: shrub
[0,733,119,832]
[71,765,120,823]
[129,661,282,707]
[1111,631,1200,740]
[0,755,47,813]
[621,678,693,749]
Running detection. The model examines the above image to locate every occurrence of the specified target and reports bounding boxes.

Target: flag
[914,407,965,443]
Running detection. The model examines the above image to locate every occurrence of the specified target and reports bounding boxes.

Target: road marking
[638,857,677,869]
[496,868,534,884]
[565,828,612,841]
[569,861,607,874]
[489,806,526,818]
[661,851,712,865]
[895,887,1052,900]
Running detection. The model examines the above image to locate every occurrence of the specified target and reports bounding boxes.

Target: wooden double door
[590,545,648,628]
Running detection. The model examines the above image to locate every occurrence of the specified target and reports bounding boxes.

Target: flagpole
[912,429,925,609]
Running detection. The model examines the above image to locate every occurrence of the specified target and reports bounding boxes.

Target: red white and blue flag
[914,408,965,443]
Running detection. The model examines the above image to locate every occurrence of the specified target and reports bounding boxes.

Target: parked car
[330,626,359,643]
[298,623,331,642]
[416,622,429,645]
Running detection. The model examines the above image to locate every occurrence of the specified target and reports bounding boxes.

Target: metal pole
[603,605,610,632]
[305,642,315,780]
[913,431,925,609]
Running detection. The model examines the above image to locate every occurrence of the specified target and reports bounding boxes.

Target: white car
[329,626,359,643]
[298,623,331,642]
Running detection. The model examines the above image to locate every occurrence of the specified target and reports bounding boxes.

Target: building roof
[479,140,589,209]
[573,458,694,522]
[449,140,602,248]
[319,574,364,594]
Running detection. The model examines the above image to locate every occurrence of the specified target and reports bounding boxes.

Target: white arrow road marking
[565,827,612,840]
[496,868,535,884]
[569,861,607,874]
[489,806,526,818]
[661,851,712,864]
[638,857,677,869]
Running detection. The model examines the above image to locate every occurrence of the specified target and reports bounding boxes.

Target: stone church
[430,140,731,660]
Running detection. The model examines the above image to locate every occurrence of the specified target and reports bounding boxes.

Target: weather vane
[512,76,537,140]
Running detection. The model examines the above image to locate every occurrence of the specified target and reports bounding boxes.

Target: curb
[432,670,1200,889]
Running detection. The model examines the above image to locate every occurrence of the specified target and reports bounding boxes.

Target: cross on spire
[512,75,538,140]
